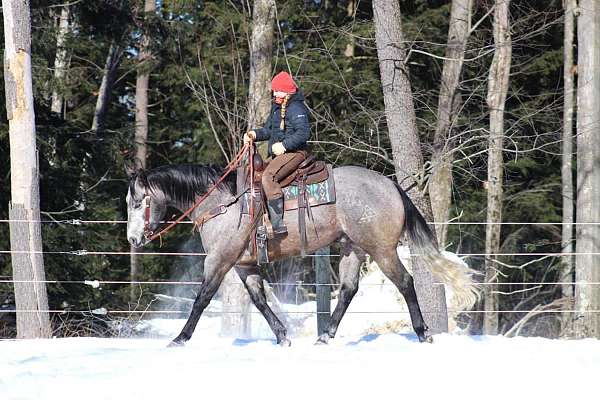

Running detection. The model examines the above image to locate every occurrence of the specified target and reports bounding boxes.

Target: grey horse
[125,163,477,346]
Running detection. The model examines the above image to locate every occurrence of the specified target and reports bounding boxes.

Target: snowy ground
[2,270,600,400]
[2,329,599,400]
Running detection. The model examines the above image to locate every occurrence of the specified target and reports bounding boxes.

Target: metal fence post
[314,246,331,335]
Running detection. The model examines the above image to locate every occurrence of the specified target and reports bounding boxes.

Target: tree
[130,0,157,303]
[220,0,277,338]
[372,0,448,334]
[91,43,123,132]
[50,5,70,116]
[3,0,51,338]
[428,0,472,247]
[560,0,576,334]
[248,0,276,130]
[574,0,600,339]
[484,0,512,335]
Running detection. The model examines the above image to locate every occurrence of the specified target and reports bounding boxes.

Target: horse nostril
[128,237,139,247]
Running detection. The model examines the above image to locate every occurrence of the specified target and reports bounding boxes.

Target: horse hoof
[279,338,292,347]
[314,334,329,345]
[167,339,185,348]
[419,335,434,344]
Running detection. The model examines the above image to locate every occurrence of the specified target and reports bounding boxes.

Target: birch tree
[372,0,448,334]
[560,0,576,334]
[429,0,472,247]
[484,0,512,335]
[574,0,600,339]
[50,5,70,116]
[3,0,51,338]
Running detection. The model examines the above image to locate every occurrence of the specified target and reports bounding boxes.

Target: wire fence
[0,218,597,318]
[0,309,595,315]
[1,249,599,257]
[1,219,600,225]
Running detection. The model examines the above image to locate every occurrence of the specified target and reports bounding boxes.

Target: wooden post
[314,247,331,335]
[3,0,51,338]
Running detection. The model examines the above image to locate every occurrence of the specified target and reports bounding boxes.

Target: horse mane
[130,164,236,205]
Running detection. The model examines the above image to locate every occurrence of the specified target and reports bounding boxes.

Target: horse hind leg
[372,250,431,343]
[235,266,291,346]
[316,244,365,345]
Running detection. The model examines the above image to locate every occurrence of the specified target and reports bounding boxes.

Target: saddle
[238,151,336,264]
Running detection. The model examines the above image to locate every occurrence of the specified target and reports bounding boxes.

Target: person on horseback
[244,71,310,236]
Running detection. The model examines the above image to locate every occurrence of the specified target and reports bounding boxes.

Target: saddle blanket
[241,165,336,212]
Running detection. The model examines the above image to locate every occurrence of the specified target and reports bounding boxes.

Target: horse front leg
[169,255,232,347]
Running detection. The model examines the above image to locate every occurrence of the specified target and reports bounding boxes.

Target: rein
[143,142,253,243]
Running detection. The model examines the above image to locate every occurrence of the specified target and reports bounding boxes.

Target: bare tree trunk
[219,271,252,339]
[91,42,122,132]
[574,0,600,339]
[372,0,448,334]
[50,5,69,116]
[219,0,277,338]
[3,0,51,339]
[248,0,275,158]
[483,0,511,335]
[130,0,156,303]
[429,0,472,247]
[560,0,576,335]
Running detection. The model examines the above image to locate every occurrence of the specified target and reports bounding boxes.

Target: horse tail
[396,183,479,310]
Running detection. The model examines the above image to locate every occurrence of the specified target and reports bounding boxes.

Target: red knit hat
[271,71,297,94]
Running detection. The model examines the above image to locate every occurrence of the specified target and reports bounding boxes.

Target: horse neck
[169,187,233,218]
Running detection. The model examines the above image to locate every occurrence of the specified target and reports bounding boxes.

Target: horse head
[125,162,167,248]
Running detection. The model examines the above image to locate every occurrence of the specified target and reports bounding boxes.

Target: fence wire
[0,218,596,319]
[1,219,600,225]
[1,249,599,257]
[0,309,596,315]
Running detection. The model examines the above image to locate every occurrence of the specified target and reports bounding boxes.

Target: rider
[244,71,311,235]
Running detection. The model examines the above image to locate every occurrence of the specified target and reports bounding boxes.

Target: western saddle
[238,150,335,264]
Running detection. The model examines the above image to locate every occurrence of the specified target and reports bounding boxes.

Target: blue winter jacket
[253,91,311,157]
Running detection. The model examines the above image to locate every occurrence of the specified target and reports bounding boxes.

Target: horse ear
[124,158,144,178]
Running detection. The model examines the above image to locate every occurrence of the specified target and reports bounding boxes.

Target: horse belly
[268,203,340,261]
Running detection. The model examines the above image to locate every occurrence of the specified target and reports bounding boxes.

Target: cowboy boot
[267,198,287,235]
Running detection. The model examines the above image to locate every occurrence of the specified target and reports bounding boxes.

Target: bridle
[142,190,154,241]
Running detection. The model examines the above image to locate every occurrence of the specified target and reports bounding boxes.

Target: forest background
[0,0,588,339]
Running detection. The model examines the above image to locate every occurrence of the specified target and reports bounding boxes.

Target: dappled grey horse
[125,163,477,346]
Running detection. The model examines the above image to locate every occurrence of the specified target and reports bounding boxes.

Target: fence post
[314,246,331,335]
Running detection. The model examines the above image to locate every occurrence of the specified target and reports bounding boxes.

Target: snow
[2,329,599,400]
[2,266,599,400]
